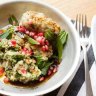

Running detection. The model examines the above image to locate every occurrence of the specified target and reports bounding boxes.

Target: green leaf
[56,30,68,61]
[8,15,19,26]
[58,30,68,45]
[41,61,53,75]
[27,37,39,45]
[0,26,15,39]
[56,37,63,61]
[34,55,43,65]
[7,32,12,39]
[12,55,24,61]
[0,31,10,39]
[44,29,54,40]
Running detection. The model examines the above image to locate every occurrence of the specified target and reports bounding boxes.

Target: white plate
[91,15,96,60]
[0,0,80,96]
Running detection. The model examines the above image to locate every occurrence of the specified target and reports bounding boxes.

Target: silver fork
[76,14,93,96]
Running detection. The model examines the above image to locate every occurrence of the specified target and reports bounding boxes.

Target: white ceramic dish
[91,15,96,60]
[0,0,80,96]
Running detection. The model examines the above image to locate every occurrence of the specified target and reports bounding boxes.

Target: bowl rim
[0,0,80,96]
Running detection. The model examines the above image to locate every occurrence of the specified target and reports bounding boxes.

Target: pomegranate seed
[28,50,33,55]
[50,66,54,70]
[53,67,57,73]
[34,35,38,39]
[0,30,3,34]
[41,46,46,51]
[21,69,27,74]
[38,32,44,36]
[11,40,16,46]
[45,40,49,45]
[48,70,52,75]
[45,45,49,51]
[41,38,45,45]
[29,32,35,37]
[4,77,9,83]
[21,47,28,54]
[39,77,44,82]
[28,21,32,25]
[17,26,26,33]
[0,67,4,76]
[25,31,29,35]
[23,47,28,51]
[36,36,42,43]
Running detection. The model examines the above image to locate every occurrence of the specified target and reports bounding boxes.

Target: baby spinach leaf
[8,15,19,26]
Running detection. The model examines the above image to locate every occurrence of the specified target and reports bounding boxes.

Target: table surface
[43,0,96,27]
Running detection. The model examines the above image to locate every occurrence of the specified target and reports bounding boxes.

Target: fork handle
[82,45,93,96]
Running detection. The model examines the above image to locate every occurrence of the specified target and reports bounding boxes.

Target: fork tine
[76,14,78,30]
[79,14,82,37]
[85,15,88,37]
[82,14,84,37]
[79,14,81,33]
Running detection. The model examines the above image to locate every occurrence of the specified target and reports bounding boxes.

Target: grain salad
[0,11,68,85]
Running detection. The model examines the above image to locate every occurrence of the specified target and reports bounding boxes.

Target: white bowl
[0,0,80,96]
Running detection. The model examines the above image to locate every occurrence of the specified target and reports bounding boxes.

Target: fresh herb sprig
[8,15,19,26]
[0,26,15,39]
[44,29,68,61]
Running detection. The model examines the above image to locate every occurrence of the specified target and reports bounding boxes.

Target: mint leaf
[7,26,15,39]
[28,37,39,45]
[44,29,54,40]
[0,26,15,39]
[0,31,10,39]
[34,55,43,65]
[58,30,68,45]
[56,30,68,61]
[8,15,19,26]
[56,37,63,61]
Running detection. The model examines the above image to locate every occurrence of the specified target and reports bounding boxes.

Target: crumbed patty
[19,11,61,34]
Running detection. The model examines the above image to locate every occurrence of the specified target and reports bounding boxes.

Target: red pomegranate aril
[21,69,27,74]
[41,38,45,45]
[0,39,2,42]
[28,50,33,55]
[36,36,42,44]
[45,40,49,45]
[34,35,38,39]
[38,32,44,36]
[29,32,35,37]
[11,40,16,46]
[53,67,57,73]
[50,66,54,70]
[48,70,52,76]
[28,21,32,25]
[4,77,9,83]
[39,77,44,82]
[0,30,3,34]
[17,26,26,33]
[0,67,4,76]
[23,47,28,51]
[45,45,49,51]
[25,31,29,35]
[42,46,46,51]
